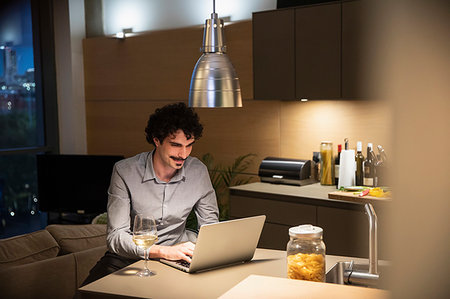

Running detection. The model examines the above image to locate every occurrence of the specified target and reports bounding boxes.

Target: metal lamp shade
[189,53,242,108]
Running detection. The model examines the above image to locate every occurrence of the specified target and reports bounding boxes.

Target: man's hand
[150,242,195,263]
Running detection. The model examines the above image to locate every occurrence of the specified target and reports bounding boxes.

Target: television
[37,154,124,214]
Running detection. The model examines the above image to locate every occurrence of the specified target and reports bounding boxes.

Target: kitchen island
[229,182,390,258]
[79,248,389,299]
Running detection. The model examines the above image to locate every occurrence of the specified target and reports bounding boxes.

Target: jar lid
[289,224,323,238]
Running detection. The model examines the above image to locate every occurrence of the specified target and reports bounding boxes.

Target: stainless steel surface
[202,14,225,53]
[326,262,387,289]
[326,203,381,288]
[189,53,242,108]
[364,203,378,274]
[188,1,242,108]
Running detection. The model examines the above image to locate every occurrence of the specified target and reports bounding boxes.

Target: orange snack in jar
[287,252,325,282]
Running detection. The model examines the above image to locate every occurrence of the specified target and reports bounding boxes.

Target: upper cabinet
[295,3,341,99]
[253,0,369,100]
[253,9,296,100]
[342,0,370,99]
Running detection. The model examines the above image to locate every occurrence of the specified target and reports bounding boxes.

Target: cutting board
[328,191,391,204]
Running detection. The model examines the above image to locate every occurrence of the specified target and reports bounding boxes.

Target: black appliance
[258,157,314,186]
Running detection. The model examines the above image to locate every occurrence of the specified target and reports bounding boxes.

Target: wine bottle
[355,141,364,186]
[335,144,342,187]
[363,143,374,187]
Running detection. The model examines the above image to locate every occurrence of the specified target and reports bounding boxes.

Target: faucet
[365,203,378,274]
[345,203,380,287]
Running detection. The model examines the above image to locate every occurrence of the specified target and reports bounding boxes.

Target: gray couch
[0,224,108,299]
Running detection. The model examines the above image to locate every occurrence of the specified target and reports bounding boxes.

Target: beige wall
[373,1,449,297]
[84,20,391,175]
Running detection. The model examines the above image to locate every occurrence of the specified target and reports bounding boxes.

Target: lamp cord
[213,0,215,13]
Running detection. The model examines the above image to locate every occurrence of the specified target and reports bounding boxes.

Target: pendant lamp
[188,0,242,108]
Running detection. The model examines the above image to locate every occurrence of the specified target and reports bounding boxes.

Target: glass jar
[320,141,334,185]
[286,224,326,282]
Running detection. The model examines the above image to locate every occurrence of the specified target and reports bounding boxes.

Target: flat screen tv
[37,154,124,214]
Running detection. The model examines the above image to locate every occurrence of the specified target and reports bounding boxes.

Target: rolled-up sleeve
[106,165,142,258]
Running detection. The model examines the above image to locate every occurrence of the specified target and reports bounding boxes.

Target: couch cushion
[0,251,77,299]
[0,229,60,268]
[74,245,108,287]
[46,224,107,254]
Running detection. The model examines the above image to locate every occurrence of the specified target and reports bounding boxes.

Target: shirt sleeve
[194,165,219,228]
[106,164,143,259]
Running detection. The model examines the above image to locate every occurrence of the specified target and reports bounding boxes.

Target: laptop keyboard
[176,260,191,268]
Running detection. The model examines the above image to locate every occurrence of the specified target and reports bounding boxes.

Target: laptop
[160,215,266,273]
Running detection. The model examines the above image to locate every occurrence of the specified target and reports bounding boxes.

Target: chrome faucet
[365,203,378,274]
[345,203,380,287]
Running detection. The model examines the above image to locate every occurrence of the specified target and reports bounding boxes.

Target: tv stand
[47,211,99,225]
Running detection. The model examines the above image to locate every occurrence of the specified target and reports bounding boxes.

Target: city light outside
[0,0,47,238]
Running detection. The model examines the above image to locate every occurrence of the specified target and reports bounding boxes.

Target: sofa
[0,224,108,299]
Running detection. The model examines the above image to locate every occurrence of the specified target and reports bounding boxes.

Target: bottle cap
[357,141,362,152]
[289,224,323,238]
[338,144,342,152]
[368,142,373,149]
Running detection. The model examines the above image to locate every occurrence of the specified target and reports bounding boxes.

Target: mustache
[170,156,186,161]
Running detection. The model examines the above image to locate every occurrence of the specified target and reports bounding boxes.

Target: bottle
[320,141,334,185]
[287,224,326,282]
[363,143,374,187]
[335,144,342,187]
[355,141,364,186]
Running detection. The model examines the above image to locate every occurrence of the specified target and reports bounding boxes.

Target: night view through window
[0,0,47,238]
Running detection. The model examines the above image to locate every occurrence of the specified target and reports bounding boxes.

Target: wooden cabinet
[317,206,368,257]
[229,195,316,250]
[253,2,341,100]
[229,189,389,259]
[342,0,371,98]
[253,9,295,100]
[317,204,389,258]
[253,0,371,100]
[295,3,341,99]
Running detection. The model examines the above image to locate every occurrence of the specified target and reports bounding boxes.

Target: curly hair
[145,102,203,146]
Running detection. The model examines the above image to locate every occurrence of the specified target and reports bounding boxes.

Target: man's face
[153,129,195,170]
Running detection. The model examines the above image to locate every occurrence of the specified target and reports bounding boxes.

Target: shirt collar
[143,150,186,183]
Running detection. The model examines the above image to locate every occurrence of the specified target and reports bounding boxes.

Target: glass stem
[144,248,149,270]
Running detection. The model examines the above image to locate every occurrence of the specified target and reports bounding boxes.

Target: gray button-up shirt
[106,151,219,259]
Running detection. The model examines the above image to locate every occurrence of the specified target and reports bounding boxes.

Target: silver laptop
[160,215,266,273]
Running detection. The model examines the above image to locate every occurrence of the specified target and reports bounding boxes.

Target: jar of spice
[287,224,326,282]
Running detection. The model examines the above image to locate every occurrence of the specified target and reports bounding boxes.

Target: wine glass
[132,214,158,277]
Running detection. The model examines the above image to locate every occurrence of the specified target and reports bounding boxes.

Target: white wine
[133,234,158,249]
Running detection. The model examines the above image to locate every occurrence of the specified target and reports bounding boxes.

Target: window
[0,0,58,238]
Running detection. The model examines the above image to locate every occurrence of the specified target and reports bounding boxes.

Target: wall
[101,0,276,35]
[53,0,87,154]
[373,0,449,297]
[83,20,391,175]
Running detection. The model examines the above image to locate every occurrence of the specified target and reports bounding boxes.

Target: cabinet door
[342,0,371,98]
[230,195,317,250]
[295,3,341,99]
[253,9,295,100]
[317,206,368,257]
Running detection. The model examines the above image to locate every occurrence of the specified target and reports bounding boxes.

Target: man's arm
[195,165,220,227]
[106,165,143,259]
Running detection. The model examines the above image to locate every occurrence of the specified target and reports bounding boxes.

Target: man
[83,102,219,285]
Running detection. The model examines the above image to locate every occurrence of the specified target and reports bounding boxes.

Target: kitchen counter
[230,182,390,211]
[229,182,389,258]
[79,248,390,299]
